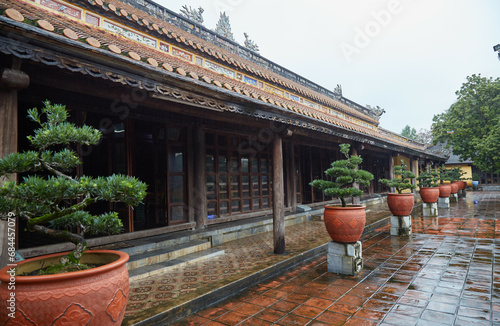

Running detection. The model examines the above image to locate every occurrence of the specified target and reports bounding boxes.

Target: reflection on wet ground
[175,192,499,325]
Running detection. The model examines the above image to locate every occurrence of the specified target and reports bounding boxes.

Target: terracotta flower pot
[452,181,463,191]
[450,182,459,194]
[419,187,440,203]
[0,250,129,325]
[323,205,366,243]
[461,181,468,189]
[438,184,452,197]
[387,193,415,216]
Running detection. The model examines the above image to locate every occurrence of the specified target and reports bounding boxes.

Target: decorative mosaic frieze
[204,60,235,78]
[103,20,157,48]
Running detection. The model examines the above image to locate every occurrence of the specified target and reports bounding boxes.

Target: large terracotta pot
[461,181,468,189]
[323,205,366,243]
[438,184,452,197]
[0,250,129,325]
[449,182,459,194]
[453,181,466,190]
[419,187,440,203]
[387,193,415,216]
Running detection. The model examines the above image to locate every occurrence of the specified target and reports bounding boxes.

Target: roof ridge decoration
[0,1,429,153]
[105,0,385,122]
[5,0,381,129]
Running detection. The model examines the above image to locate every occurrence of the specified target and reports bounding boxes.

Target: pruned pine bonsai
[448,167,465,182]
[309,144,374,207]
[417,167,439,188]
[0,101,147,274]
[438,165,453,184]
[379,160,416,193]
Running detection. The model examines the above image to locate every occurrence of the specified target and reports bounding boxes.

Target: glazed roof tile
[0,0,428,152]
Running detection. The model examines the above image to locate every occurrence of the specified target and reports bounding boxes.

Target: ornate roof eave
[0,23,444,160]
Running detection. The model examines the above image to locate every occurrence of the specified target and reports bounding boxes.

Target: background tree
[432,74,500,173]
[415,128,433,146]
[401,125,417,139]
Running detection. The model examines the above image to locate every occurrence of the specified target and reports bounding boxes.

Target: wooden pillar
[0,62,30,269]
[409,157,415,194]
[388,153,395,193]
[289,142,297,211]
[193,125,207,229]
[351,146,360,205]
[272,134,285,254]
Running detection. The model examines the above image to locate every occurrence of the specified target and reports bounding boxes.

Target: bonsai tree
[417,167,439,188]
[379,160,416,193]
[0,101,147,273]
[438,165,453,184]
[309,143,374,207]
[448,167,465,182]
[472,172,480,182]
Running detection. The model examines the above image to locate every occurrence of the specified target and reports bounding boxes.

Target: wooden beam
[272,134,285,254]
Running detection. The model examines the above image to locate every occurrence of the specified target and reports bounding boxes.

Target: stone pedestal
[449,193,458,203]
[327,241,363,276]
[438,197,450,208]
[422,202,438,217]
[390,215,412,236]
[458,189,466,198]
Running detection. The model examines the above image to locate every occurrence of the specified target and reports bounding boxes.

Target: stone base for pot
[422,203,438,217]
[390,215,412,236]
[450,193,458,203]
[327,241,363,276]
[458,190,466,198]
[438,197,450,208]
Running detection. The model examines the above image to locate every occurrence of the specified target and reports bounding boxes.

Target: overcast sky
[155,0,500,134]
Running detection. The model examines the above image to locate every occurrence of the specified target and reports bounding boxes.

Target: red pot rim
[387,193,415,196]
[0,250,129,284]
[324,205,366,210]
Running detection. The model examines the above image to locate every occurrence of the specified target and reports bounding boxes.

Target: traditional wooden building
[0,0,446,255]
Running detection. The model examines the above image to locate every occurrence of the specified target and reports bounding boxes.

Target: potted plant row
[379,160,416,216]
[310,144,374,243]
[0,102,147,325]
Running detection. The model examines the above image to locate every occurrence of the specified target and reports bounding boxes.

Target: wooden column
[351,146,360,205]
[0,62,30,269]
[272,134,285,254]
[193,126,207,229]
[289,142,297,211]
[388,153,395,193]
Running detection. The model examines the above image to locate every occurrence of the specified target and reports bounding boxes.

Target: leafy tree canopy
[432,74,500,173]
[401,125,417,140]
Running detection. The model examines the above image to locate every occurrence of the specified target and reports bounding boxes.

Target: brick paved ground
[174,191,500,326]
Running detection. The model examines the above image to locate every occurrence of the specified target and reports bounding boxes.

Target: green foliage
[438,165,453,184]
[0,101,147,272]
[447,167,465,182]
[401,125,417,140]
[472,173,480,181]
[417,167,439,188]
[432,74,500,173]
[379,160,416,194]
[309,143,374,207]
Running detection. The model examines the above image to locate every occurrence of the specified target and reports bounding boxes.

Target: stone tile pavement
[172,191,500,326]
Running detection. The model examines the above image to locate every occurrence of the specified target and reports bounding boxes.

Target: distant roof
[427,143,472,164]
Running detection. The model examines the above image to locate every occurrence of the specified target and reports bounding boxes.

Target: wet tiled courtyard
[128,192,500,325]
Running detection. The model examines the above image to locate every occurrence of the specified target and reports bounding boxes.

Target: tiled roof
[0,0,430,152]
